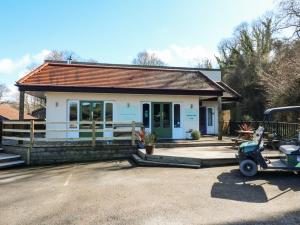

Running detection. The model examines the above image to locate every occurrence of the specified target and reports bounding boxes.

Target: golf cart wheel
[239,159,258,177]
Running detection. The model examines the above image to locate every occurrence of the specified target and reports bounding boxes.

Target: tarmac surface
[1,160,300,225]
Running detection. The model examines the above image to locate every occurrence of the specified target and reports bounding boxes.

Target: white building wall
[45,92,199,139]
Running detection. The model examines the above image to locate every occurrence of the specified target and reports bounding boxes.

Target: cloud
[0,49,51,101]
[147,44,218,67]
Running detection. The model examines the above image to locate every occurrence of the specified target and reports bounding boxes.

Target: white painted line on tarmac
[64,173,73,186]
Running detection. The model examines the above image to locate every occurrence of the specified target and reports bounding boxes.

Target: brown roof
[17,61,223,94]
[217,81,241,100]
[0,104,35,120]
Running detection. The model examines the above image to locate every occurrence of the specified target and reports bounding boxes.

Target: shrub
[191,130,201,140]
[144,132,157,146]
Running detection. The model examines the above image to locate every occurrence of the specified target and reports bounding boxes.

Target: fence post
[0,120,2,145]
[28,120,34,165]
[92,120,96,147]
[131,121,136,146]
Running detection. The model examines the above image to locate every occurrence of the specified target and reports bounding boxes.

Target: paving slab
[148,146,281,159]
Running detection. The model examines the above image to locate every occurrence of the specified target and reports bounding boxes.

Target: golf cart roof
[264,106,300,121]
[264,106,300,115]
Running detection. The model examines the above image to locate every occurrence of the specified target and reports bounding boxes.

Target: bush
[191,130,201,140]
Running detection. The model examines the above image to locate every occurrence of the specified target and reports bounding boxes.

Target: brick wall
[3,145,137,166]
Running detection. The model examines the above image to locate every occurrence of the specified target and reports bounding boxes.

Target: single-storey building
[16,60,240,140]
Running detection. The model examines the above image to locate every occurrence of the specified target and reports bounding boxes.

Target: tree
[217,17,274,120]
[277,0,300,39]
[46,50,80,61]
[194,58,213,69]
[132,51,166,66]
[0,84,8,102]
[264,40,300,109]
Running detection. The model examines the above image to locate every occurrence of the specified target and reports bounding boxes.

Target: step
[138,149,202,165]
[132,154,201,169]
[0,160,25,169]
[0,148,3,152]
[0,153,21,163]
[155,142,234,148]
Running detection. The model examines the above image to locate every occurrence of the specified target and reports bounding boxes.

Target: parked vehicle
[237,106,300,177]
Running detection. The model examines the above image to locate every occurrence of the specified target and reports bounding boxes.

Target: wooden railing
[1,120,143,147]
[223,120,299,140]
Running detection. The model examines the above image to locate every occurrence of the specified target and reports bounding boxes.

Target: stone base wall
[3,145,137,166]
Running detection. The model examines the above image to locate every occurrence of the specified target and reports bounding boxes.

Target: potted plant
[144,132,156,154]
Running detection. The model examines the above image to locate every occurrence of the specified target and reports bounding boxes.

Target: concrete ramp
[133,147,281,168]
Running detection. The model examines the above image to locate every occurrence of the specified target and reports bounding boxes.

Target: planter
[145,145,155,155]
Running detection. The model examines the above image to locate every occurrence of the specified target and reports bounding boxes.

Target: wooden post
[131,121,136,146]
[217,96,223,140]
[0,121,2,145]
[19,91,25,120]
[28,120,34,165]
[92,120,96,147]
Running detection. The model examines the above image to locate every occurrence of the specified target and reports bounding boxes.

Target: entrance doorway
[79,101,104,137]
[199,106,207,135]
[151,102,172,139]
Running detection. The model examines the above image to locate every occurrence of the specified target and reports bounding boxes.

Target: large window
[174,104,181,128]
[105,102,113,128]
[92,102,103,121]
[68,101,78,129]
[153,103,161,128]
[142,103,150,128]
[163,103,170,128]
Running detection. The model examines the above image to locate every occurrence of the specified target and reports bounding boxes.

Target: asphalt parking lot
[1,161,300,225]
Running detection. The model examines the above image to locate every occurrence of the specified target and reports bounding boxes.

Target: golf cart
[237,106,300,177]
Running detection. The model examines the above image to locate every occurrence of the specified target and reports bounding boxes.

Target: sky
[0,0,276,99]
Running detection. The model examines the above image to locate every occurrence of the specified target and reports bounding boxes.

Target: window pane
[93,103,103,121]
[69,102,78,129]
[174,104,180,128]
[142,104,150,128]
[153,104,161,128]
[69,103,77,121]
[81,102,91,121]
[163,104,170,128]
[208,108,213,126]
[105,103,113,128]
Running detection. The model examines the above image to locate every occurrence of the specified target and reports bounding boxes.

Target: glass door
[80,101,103,137]
[206,107,215,134]
[151,102,172,139]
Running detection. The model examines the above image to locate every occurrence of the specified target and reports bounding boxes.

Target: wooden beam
[19,91,25,120]
[218,96,223,140]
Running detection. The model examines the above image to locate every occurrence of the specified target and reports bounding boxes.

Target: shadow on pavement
[223,209,300,225]
[211,169,300,203]
[0,160,136,185]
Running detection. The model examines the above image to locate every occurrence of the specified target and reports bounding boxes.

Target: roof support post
[217,96,223,140]
[19,90,25,120]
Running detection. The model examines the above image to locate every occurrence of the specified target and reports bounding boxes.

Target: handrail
[1,120,143,147]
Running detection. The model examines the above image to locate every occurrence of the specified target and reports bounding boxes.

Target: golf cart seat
[279,145,300,155]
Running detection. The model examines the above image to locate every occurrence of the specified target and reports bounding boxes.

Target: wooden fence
[223,120,299,140]
[1,120,143,147]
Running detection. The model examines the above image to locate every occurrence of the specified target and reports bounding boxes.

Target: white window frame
[67,100,79,130]
[173,103,182,128]
[141,102,151,129]
[104,101,115,128]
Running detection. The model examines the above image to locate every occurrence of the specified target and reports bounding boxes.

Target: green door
[80,101,104,137]
[151,102,172,139]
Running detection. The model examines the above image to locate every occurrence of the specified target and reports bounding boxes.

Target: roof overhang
[17,84,223,96]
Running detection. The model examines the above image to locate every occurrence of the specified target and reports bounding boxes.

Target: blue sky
[0,0,275,99]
